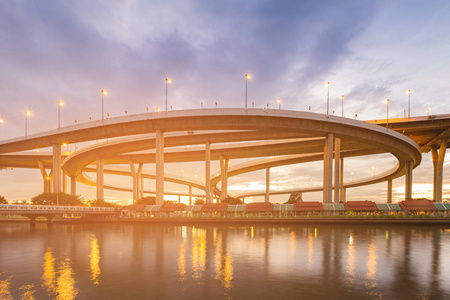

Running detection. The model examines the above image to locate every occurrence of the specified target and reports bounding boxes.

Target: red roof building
[201,203,229,212]
[159,203,186,212]
[344,201,378,211]
[293,201,323,212]
[121,204,147,213]
[399,200,437,211]
[246,202,274,212]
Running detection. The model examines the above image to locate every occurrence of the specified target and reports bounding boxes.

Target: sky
[0,0,449,203]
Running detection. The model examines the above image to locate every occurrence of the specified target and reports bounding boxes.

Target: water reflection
[0,224,449,299]
[89,234,101,285]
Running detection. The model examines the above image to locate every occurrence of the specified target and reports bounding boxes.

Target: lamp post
[326,82,330,116]
[384,99,390,128]
[340,95,344,117]
[165,78,171,112]
[407,90,411,118]
[245,74,251,110]
[277,98,281,110]
[427,108,431,117]
[25,111,31,136]
[58,101,64,129]
[101,90,107,121]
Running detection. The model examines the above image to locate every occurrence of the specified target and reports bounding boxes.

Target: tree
[136,196,156,205]
[31,193,84,206]
[194,197,205,205]
[0,195,7,204]
[88,199,116,207]
[285,191,303,204]
[221,197,243,204]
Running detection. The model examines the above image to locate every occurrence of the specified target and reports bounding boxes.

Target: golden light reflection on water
[56,256,78,300]
[178,243,186,281]
[89,234,101,285]
[42,248,56,294]
[307,233,314,269]
[19,284,35,300]
[290,231,296,264]
[214,233,233,292]
[0,273,13,300]
[346,233,355,288]
[191,227,206,279]
[365,235,380,297]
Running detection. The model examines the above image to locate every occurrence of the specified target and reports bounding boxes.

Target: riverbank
[2,217,450,226]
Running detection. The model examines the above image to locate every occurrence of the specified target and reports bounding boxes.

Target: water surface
[1,223,449,299]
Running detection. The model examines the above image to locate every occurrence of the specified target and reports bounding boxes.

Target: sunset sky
[0,1,449,203]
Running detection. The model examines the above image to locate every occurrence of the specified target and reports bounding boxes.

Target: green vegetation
[221,197,243,204]
[31,193,84,206]
[0,195,7,204]
[136,196,156,205]
[87,199,116,207]
[194,197,205,205]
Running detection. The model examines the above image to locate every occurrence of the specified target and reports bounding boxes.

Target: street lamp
[340,95,344,117]
[326,82,330,116]
[25,111,31,136]
[407,90,411,118]
[427,107,431,117]
[277,98,281,110]
[58,101,64,129]
[245,74,251,110]
[165,78,171,112]
[384,99,390,128]
[101,90,107,121]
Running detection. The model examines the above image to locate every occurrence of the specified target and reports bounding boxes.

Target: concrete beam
[265,167,270,203]
[334,138,340,203]
[323,134,333,203]
[96,157,104,200]
[205,141,211,203]
[156,130,164,205]
[52,144,61,194]
[405,160,413,200]
[387,179,392,203]
[432,139,447,202]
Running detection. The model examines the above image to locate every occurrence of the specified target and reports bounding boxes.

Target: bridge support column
[387,179,392,203]
[70,176,76,196]
[130,162,143,202]
[189,186,192,205]
[334,138,341,203]
[265,168,270,203]
[140,176,144,199]
[340,157,344,202]
[205,141,212,203]
[220,155,229,201]
[432,139,447,202]
[37,161,51,193]
[405,160,413,200]
[96,157,104,200]
[156,130,164,205]
[52,144,61,194]
[323,134,333,203]
[342,188,346,202]
[63,174,67,194]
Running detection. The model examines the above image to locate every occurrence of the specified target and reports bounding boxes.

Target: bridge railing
[0,204,115,212]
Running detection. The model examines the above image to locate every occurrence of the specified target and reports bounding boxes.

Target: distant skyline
[0,1,449,203]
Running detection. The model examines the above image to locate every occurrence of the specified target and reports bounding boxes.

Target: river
[1,223,449,299]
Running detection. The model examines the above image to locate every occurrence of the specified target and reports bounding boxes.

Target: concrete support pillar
[178,195,181,203]
[140,176,144,199]
[265,168,270,203]
[340,157,344,203]
[189,186,192,205]
[343,188,346,202]
[386,179,393,203]
[130,162,137,201]
[37,161,50,193]
[52,144,61,194]
[334,138,341,203]
[62,174,67,194]
[48,170,53,193]
[431,139,447,202]
[205,141,212,203]
[156,130,164,205]
[96,157,104,200]
[323,134,333,203]
[405,160,413,200]
[219,155,229,201]
[137,163,143,200]
[70,176,76,196]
